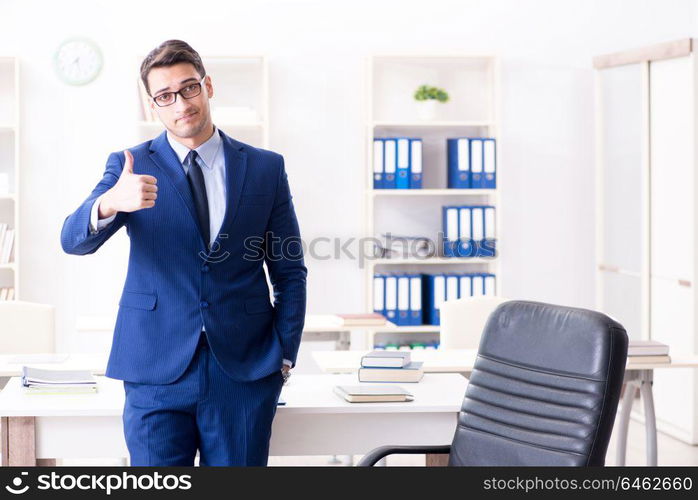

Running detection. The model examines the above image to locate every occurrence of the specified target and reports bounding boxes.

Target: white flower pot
[416,100,438,121]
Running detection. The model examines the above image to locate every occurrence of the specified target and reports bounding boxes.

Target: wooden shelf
[372,120,494,128]
[371,257,497,265]
[373,325,441,333]
[0,263,16,270]
[370,188,496,197]
[136,120,264,128]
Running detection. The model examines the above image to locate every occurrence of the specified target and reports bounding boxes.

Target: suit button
[202,265,210,272]
[200,301,209,308]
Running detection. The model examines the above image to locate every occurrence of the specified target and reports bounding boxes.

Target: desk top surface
[0,353,109,377]
[0,373,467,417]
[312,349,698,373]
[78,314,399,334]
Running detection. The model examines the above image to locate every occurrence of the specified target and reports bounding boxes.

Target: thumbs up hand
[120,149,135,176]
[98,150,158,219]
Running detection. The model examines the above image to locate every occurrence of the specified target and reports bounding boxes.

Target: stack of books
[21,366,98,395]
[333,313,387,327]
[375,234,435,260]
[334,385,414,403]
[358,350,424,383]
[306,313,387,329]
[0,223,15,264]
[627,340,670,364]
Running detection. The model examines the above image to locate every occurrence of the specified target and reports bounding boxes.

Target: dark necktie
[185,150,210,249]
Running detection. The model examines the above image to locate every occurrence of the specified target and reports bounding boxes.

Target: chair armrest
[356,445,451,466]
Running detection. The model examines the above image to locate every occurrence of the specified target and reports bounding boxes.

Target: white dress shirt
[89,128,291,368]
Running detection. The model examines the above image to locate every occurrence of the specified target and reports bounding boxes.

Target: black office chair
[358,300,628,466]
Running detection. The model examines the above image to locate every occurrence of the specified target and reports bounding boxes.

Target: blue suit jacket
[61,130,307,384]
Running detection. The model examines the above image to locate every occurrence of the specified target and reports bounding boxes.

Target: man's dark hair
[140,40,206,95]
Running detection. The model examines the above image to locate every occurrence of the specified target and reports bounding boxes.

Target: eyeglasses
[152,76,206,107]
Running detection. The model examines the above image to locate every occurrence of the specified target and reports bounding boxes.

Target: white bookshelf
[136,55,269,148]
[363,54,502,349]
[0,57,19,300]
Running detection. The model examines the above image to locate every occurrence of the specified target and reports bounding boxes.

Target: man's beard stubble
[170,106,211,140]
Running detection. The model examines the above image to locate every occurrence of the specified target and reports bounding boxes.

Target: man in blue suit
[61,40,307,466]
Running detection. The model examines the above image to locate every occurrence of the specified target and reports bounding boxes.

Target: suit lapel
[149,131,207,250]
[211,130,247,250]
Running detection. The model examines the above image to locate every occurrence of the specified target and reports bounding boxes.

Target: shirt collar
[166,126,221,169]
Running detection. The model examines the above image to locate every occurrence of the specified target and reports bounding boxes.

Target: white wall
[1,0,696,351]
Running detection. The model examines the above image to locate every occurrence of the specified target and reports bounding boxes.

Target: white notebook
[334,385,414,403]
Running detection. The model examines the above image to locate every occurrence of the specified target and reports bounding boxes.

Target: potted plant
[414,84,449,120]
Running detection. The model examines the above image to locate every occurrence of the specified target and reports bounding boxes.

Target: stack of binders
[373,273,423,326]
[373,137,423,189]
[374,272,497,326]
[358,350,424,383]
[447,137,497,189]
[21,366,98,395]
[627,340,671,364]
[422,273,497,325]
[443,205,496,257]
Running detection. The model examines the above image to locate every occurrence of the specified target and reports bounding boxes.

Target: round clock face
[54,38,103,86]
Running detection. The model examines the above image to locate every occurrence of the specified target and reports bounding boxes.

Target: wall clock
[54,37,103,86]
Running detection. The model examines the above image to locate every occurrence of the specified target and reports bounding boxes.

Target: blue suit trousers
[122,333,284,466]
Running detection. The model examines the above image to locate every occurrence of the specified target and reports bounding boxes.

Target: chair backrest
[449,300,628,466]
[0,301,55,353]
[440,297,509,349]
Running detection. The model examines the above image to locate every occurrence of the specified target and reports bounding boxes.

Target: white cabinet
[649,56,694,282]
[651,276,696,440]
[0,57,19,300]
[595,39,698,444]
[596,62,647,341]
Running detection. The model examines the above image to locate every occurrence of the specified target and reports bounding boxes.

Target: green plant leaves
[414,84,449,102]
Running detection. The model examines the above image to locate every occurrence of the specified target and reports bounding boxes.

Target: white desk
[313,349,698,466]
[0,373,466,466]
[0,353,109,377]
